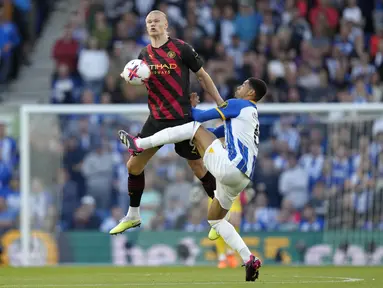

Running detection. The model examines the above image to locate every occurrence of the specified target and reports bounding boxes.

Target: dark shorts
[138,116,201,160]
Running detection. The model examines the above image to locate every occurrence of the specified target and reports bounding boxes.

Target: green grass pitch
[0,266,381,287]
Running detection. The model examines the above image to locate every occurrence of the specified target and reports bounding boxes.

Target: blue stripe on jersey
[236,139,248,173]
[226,118,257,178]
[250,155,257,179]
[226,119,236,161]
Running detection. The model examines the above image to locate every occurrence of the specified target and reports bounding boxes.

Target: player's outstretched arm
[195,68,224,105]
[192,99,243,122]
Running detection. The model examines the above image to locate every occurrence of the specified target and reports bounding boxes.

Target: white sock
[136,122,201,149]
[126,206,140,219]
[209,219,251,263]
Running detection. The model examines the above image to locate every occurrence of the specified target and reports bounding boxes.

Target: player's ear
[248,89,256,99]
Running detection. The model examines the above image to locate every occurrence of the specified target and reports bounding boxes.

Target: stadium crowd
[1,0,383,237]
[0,0,54,95]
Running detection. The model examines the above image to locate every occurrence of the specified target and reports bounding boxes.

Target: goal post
[18,103,383,266]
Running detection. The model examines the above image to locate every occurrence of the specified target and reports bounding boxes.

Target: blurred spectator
[140,172,161,228]
[0,5,20,85]
[253,156,281,208]
[91,11,112,50]
[0,173,19,213]
[299,204,324,232]
[103,74,125,103]
[81,139,114,210]
[235,4,262,44]
[100,206,123,233]
[164,194,185,229]
[56,168,79,230]
[63,134,86,199]
[113,151,130,213]
[0,152,11,190]
[309,181,326,218]
[52,26,79,74]
[279,152,309,209]
[300,142,324,193]
[78,37,109,95]
[253,192,279,230]
[72,195,101,230]
[183,202,208,232]
[51,64,77,104]
[309,0,339,31]
[164,169,193,209]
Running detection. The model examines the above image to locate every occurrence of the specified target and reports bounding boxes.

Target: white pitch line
[0,276,364,287]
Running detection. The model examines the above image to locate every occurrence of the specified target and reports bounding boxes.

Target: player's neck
[150,34,169,48]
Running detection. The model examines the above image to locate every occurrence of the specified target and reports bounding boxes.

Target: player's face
[146,13,168,37]
[234,80,252,99]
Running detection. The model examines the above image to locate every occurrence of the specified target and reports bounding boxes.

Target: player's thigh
[203,140,237,185]
[193,126,217,158]
[127,147,158,175]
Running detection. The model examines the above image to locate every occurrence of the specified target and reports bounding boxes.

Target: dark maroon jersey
[138,38,203,120]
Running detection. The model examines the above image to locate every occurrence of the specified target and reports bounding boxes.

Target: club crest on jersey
[167,51,176,58]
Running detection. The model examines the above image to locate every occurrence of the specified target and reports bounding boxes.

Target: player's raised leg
[119,123,216,200]
[119,121,201,153]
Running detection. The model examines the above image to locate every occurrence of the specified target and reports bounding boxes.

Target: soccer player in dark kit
[110,10,224,235]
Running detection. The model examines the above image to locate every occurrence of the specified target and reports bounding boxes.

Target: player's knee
[126,158,144,175]
[187,159,207,179]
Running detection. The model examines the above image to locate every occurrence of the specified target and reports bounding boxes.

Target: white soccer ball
[122,59,151,86]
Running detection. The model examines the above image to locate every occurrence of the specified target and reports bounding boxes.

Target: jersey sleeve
[192,99,251,122]
[215,99,249,120]
[180,42,204,73]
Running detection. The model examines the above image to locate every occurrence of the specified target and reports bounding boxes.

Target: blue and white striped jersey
[193,99,259,179]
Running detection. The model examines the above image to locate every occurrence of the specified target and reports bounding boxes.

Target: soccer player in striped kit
[119,78,267,281]
[110,10,223,234]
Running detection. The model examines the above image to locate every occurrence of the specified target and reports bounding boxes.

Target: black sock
[128,172,145,207]
[200,171,216,199]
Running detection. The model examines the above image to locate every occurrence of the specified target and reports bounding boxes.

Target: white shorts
[203,139,250,210]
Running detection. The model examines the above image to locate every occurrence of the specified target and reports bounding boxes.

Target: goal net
[14,103,383,266]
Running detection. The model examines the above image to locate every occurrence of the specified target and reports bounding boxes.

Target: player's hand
[190,92,200,107]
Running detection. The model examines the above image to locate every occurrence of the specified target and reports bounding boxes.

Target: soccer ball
[122,59,151,86]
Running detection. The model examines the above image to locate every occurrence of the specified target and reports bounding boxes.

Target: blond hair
[146,10,168,22]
